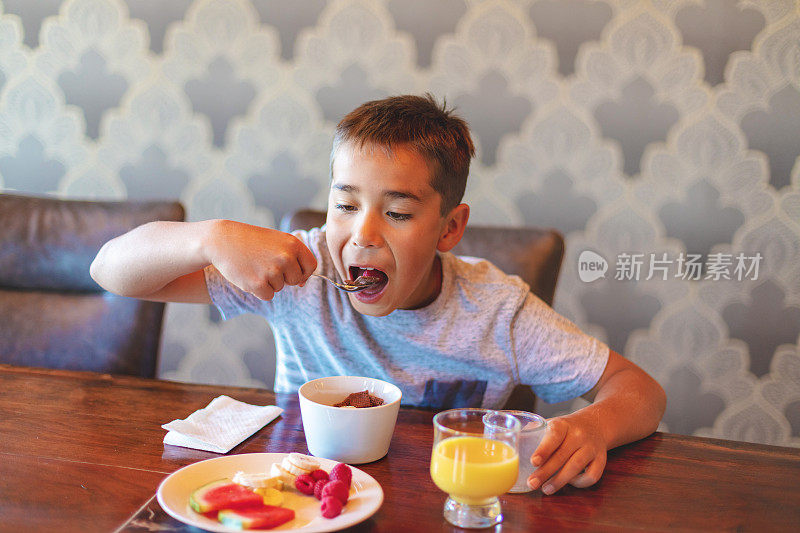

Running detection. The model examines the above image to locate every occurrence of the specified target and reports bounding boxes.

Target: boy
[91,94,665,495]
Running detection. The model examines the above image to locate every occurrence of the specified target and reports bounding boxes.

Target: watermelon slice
[189,479,264,513]
[218,506,295,530]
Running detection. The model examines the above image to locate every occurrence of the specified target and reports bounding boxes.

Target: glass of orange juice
[430,409,520,528]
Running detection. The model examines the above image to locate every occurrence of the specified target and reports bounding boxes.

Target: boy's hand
[207,220,317,301]
[526,411,608,495]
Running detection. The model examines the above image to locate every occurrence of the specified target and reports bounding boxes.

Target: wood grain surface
[1,364,798,532]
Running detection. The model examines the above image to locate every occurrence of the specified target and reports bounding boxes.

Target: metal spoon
[311,273,381,292]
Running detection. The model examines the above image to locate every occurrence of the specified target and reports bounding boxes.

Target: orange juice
[430,436,518,505]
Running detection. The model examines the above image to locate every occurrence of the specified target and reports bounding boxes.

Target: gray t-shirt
[204,227,609,409]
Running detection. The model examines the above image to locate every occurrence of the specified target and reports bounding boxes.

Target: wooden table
[1,365,798,532]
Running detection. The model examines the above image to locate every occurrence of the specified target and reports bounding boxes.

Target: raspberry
[329,463,352,488]
[294,473,315,495]
[321,479,349,505]
[320,496,343,519]
[310,469,329,482]
[313,478,329,500]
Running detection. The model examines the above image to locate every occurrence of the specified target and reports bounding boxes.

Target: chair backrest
[0,193,185,377]
[280,209,565,410]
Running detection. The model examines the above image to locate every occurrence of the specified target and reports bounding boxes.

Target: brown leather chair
[280,209,565,410]
[0,193,185,377]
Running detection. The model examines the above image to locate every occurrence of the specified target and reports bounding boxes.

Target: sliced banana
[232,470,284,490]
[283,452,320,475]
[280,457,308,477]
[289,452,320,471]
[270,461,294,484]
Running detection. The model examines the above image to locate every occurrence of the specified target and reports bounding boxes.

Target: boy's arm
[527,350,666,495]
[90,219,317,304]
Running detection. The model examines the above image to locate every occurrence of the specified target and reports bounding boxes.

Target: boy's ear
[437,203,470,253]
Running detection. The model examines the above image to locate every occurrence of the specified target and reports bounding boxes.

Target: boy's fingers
[568,451,606,489]
[250,286,274,301]
[283,261,304,286]
[527,436,574,490]
[269,277,285,293]
[528,445,573,490]
[531,418,566,467]
[539,448,594,495]
[297,245,318,279]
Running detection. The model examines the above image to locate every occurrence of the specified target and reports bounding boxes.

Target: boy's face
[325,142,455,317]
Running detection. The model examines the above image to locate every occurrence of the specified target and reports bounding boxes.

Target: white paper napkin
[162,395,283,453]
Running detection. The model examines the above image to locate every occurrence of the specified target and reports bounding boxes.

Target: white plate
[157,453,383,532]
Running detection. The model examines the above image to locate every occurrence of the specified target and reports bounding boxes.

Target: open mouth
[349,265,389,296]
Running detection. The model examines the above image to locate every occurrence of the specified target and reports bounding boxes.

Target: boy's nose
[351,212,384,248]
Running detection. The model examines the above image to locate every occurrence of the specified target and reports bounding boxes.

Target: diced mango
[255,487,284,506]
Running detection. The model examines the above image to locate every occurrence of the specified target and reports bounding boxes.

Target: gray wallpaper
[0,0,798,448]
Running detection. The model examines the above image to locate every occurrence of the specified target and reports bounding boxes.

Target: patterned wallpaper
[0,0,798,447]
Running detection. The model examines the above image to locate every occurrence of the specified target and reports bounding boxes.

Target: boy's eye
[335,203,356,213]
[387,211,411,221]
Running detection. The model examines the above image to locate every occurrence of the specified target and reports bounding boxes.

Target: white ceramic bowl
[298,376,402,464]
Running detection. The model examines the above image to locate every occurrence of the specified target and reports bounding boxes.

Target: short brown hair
[331,94,475,215]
